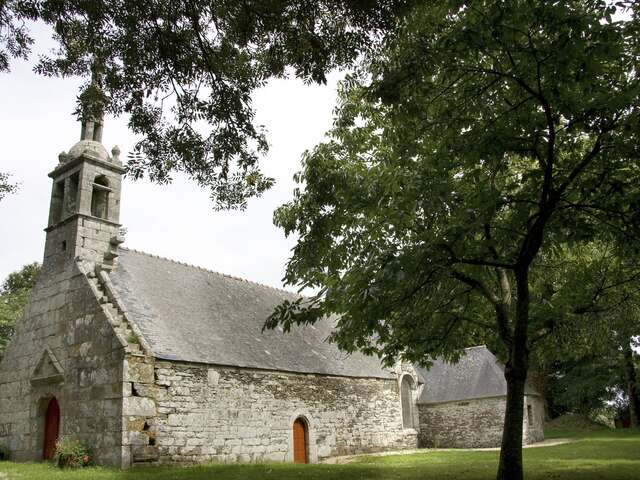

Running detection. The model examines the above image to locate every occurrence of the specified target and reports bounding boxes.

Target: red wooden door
[293,418,307,464]
[43,397,60,460]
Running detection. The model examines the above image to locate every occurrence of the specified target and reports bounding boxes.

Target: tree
[0,0,411,209]
[0,262,40,359]
[623,339,640,427]
[545,322,640,429]
[267,2,640,479]
[529,244,640,426]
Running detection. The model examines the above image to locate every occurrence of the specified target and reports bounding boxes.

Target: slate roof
[110,248,394,379]
[414,346,539,404]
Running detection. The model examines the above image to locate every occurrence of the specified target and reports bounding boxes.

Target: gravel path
[322,438,577,464]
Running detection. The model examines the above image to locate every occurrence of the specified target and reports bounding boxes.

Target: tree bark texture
[497,269,530,480]
[497,367,527,480]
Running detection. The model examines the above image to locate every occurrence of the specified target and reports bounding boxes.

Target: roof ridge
[464,345,487,351]
[118,246,298,296]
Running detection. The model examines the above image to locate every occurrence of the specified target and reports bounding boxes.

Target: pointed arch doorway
[292,417,308,464]
[42,397,60,460]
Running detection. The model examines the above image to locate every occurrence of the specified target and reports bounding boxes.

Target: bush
[0,444,9,461]
[53,439,92,468]
[545,413,609,432]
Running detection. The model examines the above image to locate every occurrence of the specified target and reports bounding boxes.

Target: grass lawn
[0,428,638,480]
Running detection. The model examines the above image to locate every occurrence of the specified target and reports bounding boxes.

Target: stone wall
[125,360,417,465]
[523,395,545,444]
[418,394,544,448]
[0,261,126,466]
[418,396,506,448]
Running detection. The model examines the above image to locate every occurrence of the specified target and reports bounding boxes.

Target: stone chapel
[0,115,544,467]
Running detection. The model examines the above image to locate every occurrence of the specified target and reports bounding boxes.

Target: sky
[0,23,342,290]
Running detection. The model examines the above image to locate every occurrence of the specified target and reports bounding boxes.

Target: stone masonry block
[123,397,156,417]
[124,358,154,384]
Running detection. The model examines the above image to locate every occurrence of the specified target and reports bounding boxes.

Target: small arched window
[400,375,415,429]
[91,175,110,219]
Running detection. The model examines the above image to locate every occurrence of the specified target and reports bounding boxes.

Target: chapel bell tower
[43,107,125,271]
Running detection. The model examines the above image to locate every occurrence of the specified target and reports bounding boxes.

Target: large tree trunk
[497,364,527,480]
[497,269,530,480]
[623,343,640,428]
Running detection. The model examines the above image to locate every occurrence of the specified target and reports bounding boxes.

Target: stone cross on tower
[79,68,105,143]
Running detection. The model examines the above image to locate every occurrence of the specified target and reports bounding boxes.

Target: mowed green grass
[0,428,638,480]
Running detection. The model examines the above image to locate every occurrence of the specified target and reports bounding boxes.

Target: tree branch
[439,243,515,269]
[451,271,499,304]
[451,270,513,346]
[555,136,604,196]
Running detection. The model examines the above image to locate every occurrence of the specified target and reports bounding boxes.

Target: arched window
[292,417,308,464]
[65,172,79,215]
[401,375,415,429]
[91,175,110,219]
[50,180,65,224]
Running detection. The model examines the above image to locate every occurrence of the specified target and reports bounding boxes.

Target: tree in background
[531,244,640,427]
[623,339,640,427]
[267,3,640,479]
[0,263,40,359]
[543,343,639,427]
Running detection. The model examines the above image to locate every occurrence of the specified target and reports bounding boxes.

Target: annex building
[0,116,544,467]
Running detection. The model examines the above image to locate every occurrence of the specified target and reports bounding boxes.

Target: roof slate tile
[110,248,394,379]
[414,346,539,404]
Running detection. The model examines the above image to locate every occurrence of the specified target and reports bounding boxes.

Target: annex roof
[414,346,539,404]
[110,248,394,379]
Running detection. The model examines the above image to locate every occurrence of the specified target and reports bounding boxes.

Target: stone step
[109,308,124,322]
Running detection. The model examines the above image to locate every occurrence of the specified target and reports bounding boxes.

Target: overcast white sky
[0,23,342,289]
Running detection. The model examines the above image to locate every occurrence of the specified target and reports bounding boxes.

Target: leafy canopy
[0,262,40,358]
[0,0,412,209]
